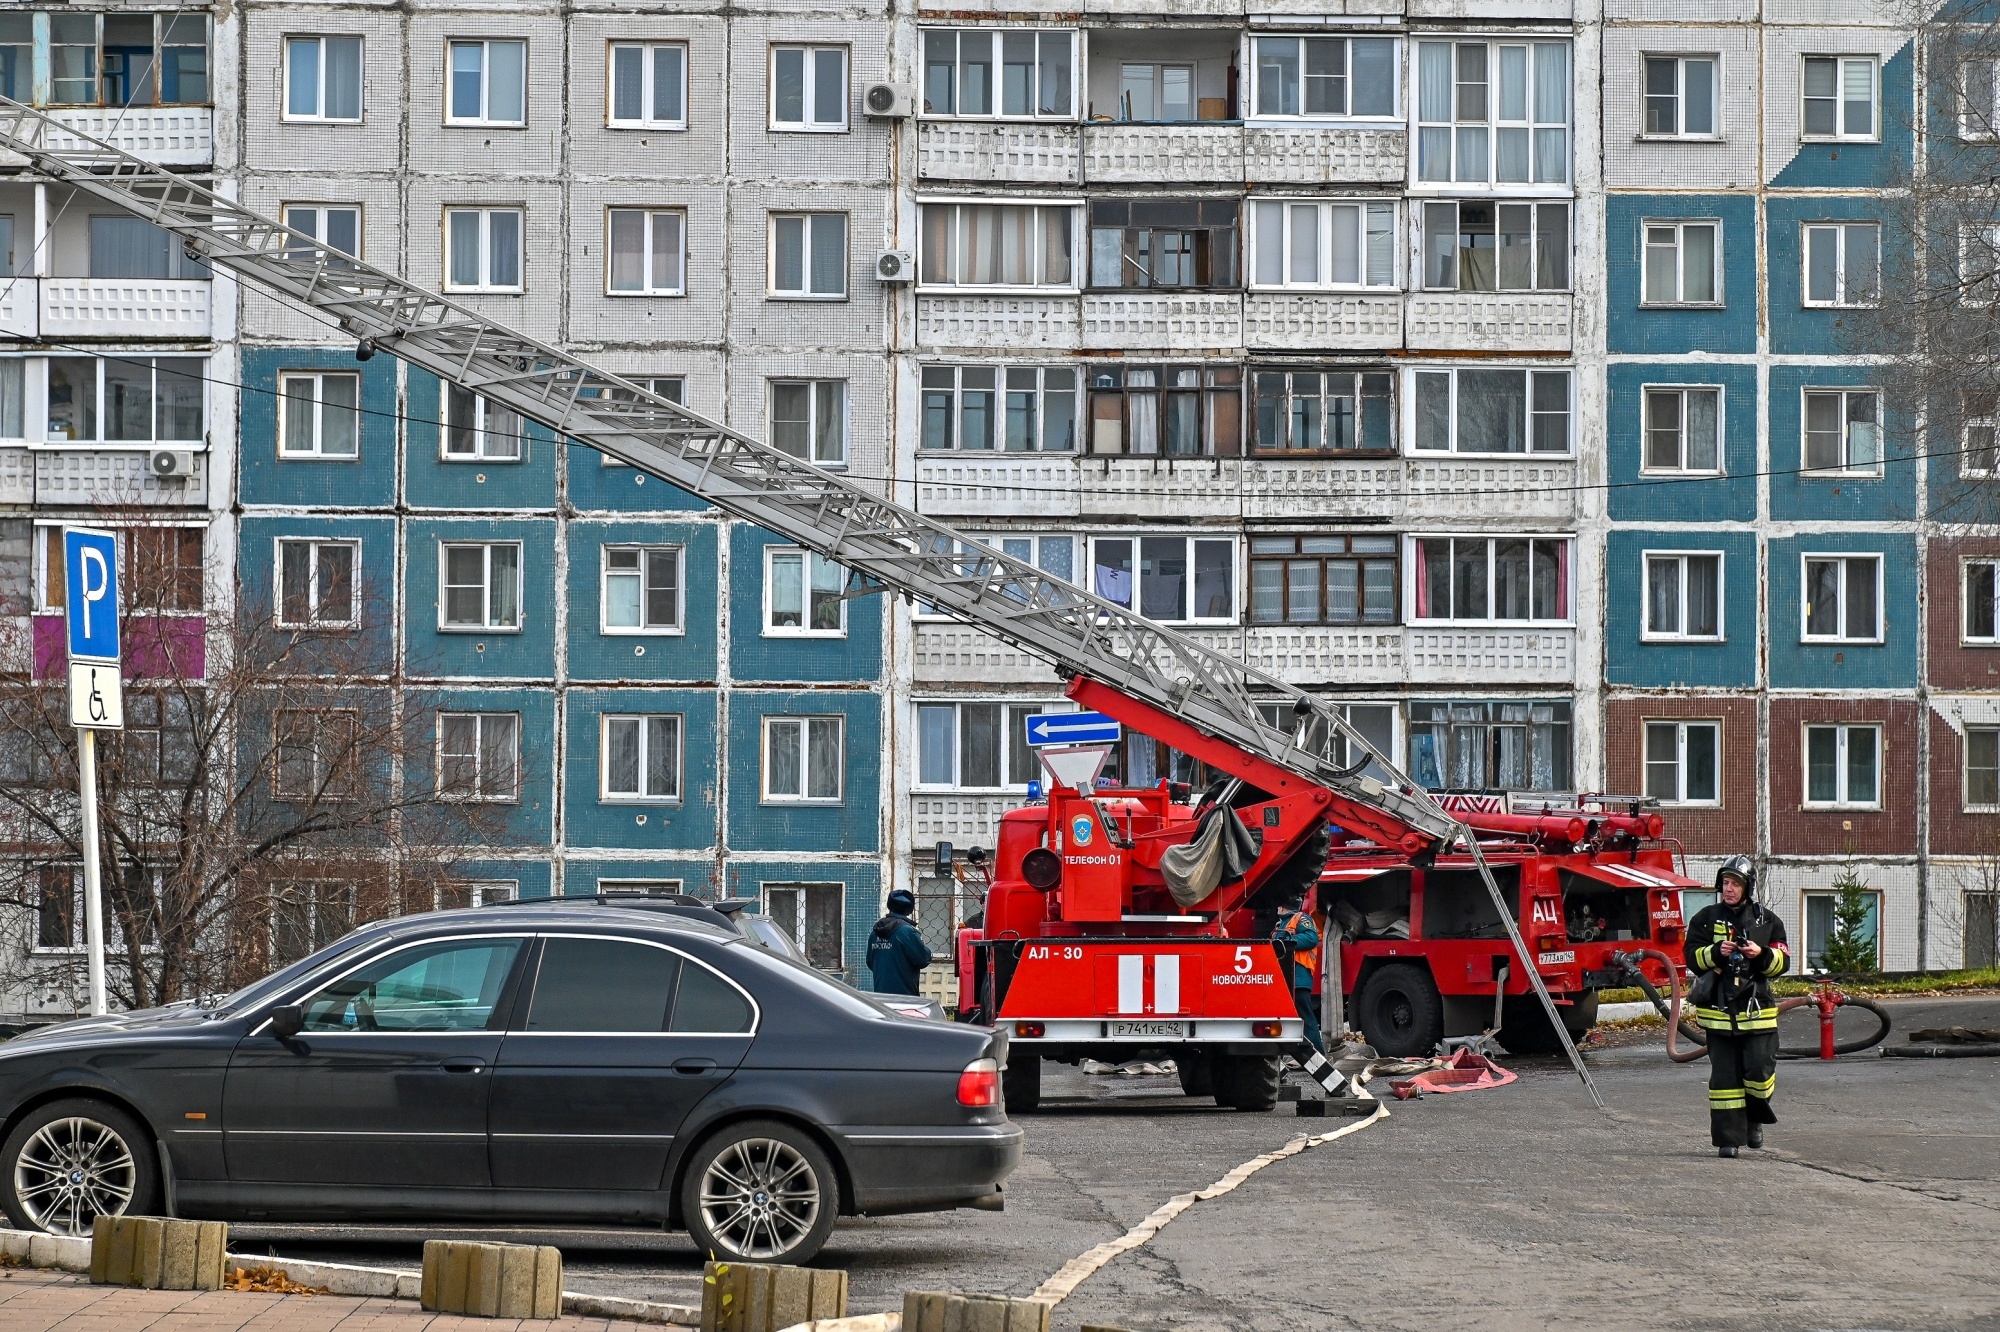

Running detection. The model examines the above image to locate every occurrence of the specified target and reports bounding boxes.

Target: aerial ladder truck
[0,99,1633,1111]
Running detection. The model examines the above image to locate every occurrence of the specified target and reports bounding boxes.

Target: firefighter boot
[1718,1146,1739,1158]
[1747,1124,1764,1149]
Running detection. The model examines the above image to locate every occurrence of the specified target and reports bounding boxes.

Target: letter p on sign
[63,528,120,664]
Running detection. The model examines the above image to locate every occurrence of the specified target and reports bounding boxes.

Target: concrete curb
[0,1227,91,1272]
[1598,1001,1661,1023]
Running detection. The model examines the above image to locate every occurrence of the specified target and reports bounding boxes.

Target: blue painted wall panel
[568,446,710,513]
[1768,366,1918,523]
[565,521,722,682]
[406,686,558,846]
[452,859,556,899]
[405,371,559,512]
[728,526,883,683]
[1606,364,1758,522]
[723,862,884,986]
[1605,194,1759,355]
[236,515,398,673]
[565,859,722,897]
[1604,529,1760,688]
[1765,197,1910,356]
[238,348,398,508]
[725,691,882,853]
[404,518,559,679]
[1767,532,1919,689]
[563,689,720,851]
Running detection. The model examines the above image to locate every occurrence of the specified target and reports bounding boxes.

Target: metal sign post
[62,528,121,1018]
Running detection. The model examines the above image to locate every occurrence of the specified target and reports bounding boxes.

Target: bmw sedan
[0,897,1020,1263]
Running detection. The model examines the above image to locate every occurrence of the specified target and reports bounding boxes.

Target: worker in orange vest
[1273,908,1324,1054]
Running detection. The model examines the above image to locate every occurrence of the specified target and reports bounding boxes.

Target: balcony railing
[914,622,1051,684]
[1078,456,1241,520]
[916,453,1081,519]
[1244,294,1403,351]
[917,295,1082,351]
[1405,457,1578,523]
[1082,123,1241,183]
[1243,128,1405,184]
[0,446,31,505]
[1240,458,1403,521]
[1404,292,1573,353]
[0,108,213,169]
[1081,292,1242,349]
[1405,625,1574,685]
[917,123,1080,184]
[41,278,211,339]
[911,792,1021,850]
[0,281,34,338]
[34,448,209,507]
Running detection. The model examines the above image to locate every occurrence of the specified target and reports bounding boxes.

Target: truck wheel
[1356,963,1444,1058]
[1003,1053,1041,1113]
[1214,1054,1280,1111]
[1498,989,1597,1056]
[1177,1050,1214,1099]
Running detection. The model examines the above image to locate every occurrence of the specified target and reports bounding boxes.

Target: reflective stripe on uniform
[1744,1072,1776,1098]
[1764,945,1789,977]
[1708,1090,1747,1109]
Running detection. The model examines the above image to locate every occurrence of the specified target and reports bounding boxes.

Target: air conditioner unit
[150,449,195,479]
[876,250,915,283]
[865,83,915,118]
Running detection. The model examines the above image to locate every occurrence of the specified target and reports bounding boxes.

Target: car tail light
[1013,1021,1045,1038]
[1252,1021,1284,1038]
[957,1058,1000,1108]
[1538,934,1566,952]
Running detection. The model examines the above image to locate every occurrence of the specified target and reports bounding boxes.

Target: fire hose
[1611,949,1892,1061]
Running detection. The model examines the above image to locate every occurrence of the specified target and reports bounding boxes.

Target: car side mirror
[267,1005,304,1040]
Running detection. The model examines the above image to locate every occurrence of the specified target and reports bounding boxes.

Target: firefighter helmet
[1715,854,1756,899]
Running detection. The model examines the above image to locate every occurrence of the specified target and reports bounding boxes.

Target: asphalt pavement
[237,994,2000,1332]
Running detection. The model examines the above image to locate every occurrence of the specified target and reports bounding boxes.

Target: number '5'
[1234,945,1253,974]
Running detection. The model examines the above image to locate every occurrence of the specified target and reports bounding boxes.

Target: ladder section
[0,98,1462,850]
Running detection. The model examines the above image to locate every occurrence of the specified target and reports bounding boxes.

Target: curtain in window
[809,214,844,295]
[918,705,954,785]
[1533,43,1570,183]
[90,216,174,279]
[488,546,519,625]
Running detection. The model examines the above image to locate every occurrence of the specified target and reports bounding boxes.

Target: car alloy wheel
[697,1136,823,1260]
[13,1115,137,1237]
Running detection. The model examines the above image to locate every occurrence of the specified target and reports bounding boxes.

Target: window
[1643,386,1721,473]
[270,883,355,967]
[1089,536,1235,623]
[1802,390,1881,474]
[1407,700,1572,792]
[914,534,1077,616]
[602,546,682,632]
[598,879,685,898]
[1643,55,1717,137]
[1967,728,2000,808]
[765,883,844,970]
[527,937,680,1031]
[919,202,1075,289]
[297,937,524,1032]
[273,709,360,801]
[442,384,524,461]
[46,356,204,445]
[1412,368,1571,454]
[1644,720,1720,805]
[768,213,847,298]
[444,208,523,292]
[436,880,517,910]
[38,525,203,613]
[0,18,23,104]
[765,547,845,635]
[771,44,846,130]
[922,29,1075,119]
[600,714,682,801]
[1965,392,1998,477]
[1803,555,1881,642]
[32,12,209,108]
[1420,201,1569,291]
[1802,55,1875,141]
[592,378,685,467]
[282,206,361,267]
[1250,200,1396,290]
[278,372,360,458]
[1803,223,1879,307]
[1965,226,2000,308]
[447,39,526,125]
[762,716,843,802]
[1088,365,1241,457]
[37,868,76,951]
[608,42,685,128]
[917,702,1053,788]
[1116,62,1194,123]
[1804,890,1879,971]
[1089,200,1237,290]
[276,539,357,628]
[606,209,685,296]
[1252,370,1393,453]
[438,712,520,801]
[1804,723,1880,807]
[920,366,1078,452]
[284,35,362,121]
[104,692,194,789]
[1413,536,1570,622]
[1965,559,2000,642]
[769,379,845,464]
[1641,220,1719,305]
[1962,58,1998,140]
[1416,39,1570,185]
[439,542,522,630]
[1248,535,1397,625]
[89,215,208,280]
[1251,36,1396,118]
[1643,552,1722,640]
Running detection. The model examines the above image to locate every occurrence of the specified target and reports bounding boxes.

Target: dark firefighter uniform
[1683,898,1791,1149]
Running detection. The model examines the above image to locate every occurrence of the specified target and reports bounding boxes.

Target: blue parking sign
[63,528,120,663]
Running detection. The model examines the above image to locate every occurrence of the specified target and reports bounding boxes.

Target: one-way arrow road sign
[1025,711,1122,746]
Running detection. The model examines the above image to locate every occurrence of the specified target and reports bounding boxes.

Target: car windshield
[209,931,379,1016]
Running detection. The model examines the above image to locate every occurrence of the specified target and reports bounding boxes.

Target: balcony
[1405,457,1578,524]
[1083,123,1241,183]
[1242,625,1406,683]
[40,279,210,339]
[1078,456,1241,520]
[916,453,1081,519]
[911,792,1020,850]
[1404,293,1573,353]
[1243,294,1402,352]
[917,123,1080,185]
[914,623,1052,685]
[34,448,210,507]
[1405,625,1575,685]
[0,281,34,338]
[1081,292,1242,350]
[45,108,213,167]
[917,295,1082,352]
[1241,458,1403,521]
[0,446,30,504]
[1243,128,1405,184]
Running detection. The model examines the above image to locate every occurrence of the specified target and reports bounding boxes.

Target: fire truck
[0,99,1672,1118]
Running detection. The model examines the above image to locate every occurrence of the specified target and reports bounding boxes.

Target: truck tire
[1497,989,1597,1056]
[1243,823,1333,916]
[1213,1054,1280,1111]
[1177,1050,1214,1099]
[1356,963,1444,1057]
[1003,1052,1041,1113]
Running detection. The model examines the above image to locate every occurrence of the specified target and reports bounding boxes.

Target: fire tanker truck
[0,100,1688,1116]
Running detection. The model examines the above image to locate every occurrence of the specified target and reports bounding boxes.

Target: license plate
[1110,1020,1187,1038]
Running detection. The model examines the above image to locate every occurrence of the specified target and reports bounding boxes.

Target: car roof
[352,897,742,946]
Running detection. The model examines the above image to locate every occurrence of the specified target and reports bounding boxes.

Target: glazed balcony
[1404,292,1573,353]
[917,123,1080,185]
[916,295,1082,352]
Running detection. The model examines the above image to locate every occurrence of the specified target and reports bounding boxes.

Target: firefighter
[1683,855,1791,1158]
[1273,907,1326,1054]
[867,889,932,996]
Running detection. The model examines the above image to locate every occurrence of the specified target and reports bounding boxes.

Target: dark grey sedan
[0,897,1020,1263]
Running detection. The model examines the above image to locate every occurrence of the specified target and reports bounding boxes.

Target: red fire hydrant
[1811,980,1845,1061]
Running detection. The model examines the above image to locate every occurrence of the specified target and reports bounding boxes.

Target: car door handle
[440,1057,488,1074]
[673,1058,718,1076]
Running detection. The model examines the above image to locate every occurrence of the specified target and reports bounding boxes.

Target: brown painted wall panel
[1605,696,1757,855]
[1926,537,2000,691]
[1769,698,1918,857]
[1927,712,2000,857]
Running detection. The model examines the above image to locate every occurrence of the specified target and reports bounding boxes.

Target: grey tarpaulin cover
[1159,806,1263,908]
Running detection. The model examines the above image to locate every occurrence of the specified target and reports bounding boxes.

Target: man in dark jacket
[867,889,931,995]
[1272,908,1325,1054]
[1683,856,1791,1157]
